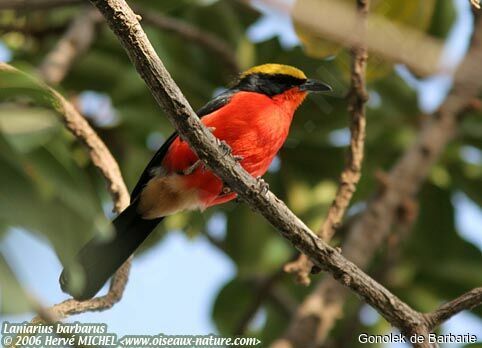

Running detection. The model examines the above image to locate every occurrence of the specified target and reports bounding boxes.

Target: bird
[59,63,332,300]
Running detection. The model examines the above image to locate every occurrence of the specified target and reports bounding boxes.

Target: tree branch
[0,62,131,320]
[26,296,81,348]
[87,0,436,341]
[272,13,482,348]
[50,90,130,213]
[31,270,131,322]
[471,0,481,10]
[137,8,239,75]
[45,68,132,317]
[44,93,131,317]
[36,85,132,317]
[38,7,102,85]
[285,0,369,286]
[424,287,482,330]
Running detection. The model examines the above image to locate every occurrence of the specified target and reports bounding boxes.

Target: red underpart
[161,88,308,209]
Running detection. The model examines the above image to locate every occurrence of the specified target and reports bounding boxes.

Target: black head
[233,64,332,97]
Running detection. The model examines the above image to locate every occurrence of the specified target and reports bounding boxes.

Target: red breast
[161,88,307,208]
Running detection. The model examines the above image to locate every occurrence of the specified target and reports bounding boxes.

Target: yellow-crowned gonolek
[60,64,332,300]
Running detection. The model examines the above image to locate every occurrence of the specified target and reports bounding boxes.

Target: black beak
[300,79,332,93]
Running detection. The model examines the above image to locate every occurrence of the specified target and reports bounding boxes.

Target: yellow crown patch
[241,64,307,80]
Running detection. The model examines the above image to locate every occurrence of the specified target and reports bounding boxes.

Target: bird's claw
[217,139,232,156]
[215,139,243,163]
[256,176,270,196]
[182,160,202,175]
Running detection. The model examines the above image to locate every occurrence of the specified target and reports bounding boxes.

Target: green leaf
[0,105,60,152]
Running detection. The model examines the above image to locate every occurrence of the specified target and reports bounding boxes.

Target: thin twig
[137,8,239,75]
[284,0,369,286]
[38,7,102,85]
[27,296,81,348]
[49,88,130,212]
[30,300,59,324]
[424,287,482,330]
[31,267,132,322]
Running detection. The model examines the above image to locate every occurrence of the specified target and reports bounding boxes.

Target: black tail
[60,203,163,300]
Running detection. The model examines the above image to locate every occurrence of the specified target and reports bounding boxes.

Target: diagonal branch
[48,87,130,213]
[88,0,432,342]
[285,0,369,286]
[424,287,482,330]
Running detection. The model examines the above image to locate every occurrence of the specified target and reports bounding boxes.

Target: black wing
[130,90,235,202]
[196,89,235,118]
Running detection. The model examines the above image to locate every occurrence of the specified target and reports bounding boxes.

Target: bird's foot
[215,138,243,163]
[256,176,270,196]
[182,160,202,175]
[217,139,232,156]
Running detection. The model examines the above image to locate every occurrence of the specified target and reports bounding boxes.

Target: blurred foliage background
[0,0,481,346]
